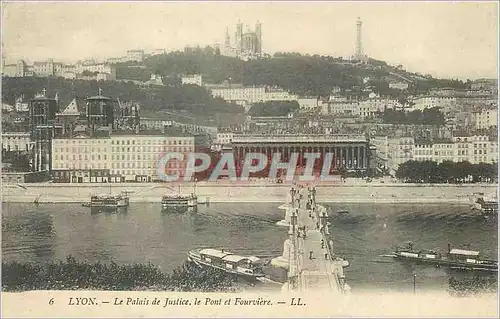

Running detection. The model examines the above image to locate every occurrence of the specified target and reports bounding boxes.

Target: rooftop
[87,95,114,101]
[432,138,454,144]
[414,139,433,145]
[231,133,368,143]
[453,131,470,137]
[111,128,194,137]
[199,249,231,259]
[449,249,480,256]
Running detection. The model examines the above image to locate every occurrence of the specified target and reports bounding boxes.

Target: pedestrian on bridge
[309,251,314,259]
[321,239,324,248]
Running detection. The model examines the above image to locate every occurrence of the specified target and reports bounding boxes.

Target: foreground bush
[447,276,497,297]
[2,256,244,292]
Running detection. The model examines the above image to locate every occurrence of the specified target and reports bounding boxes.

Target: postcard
[1,1,498,318]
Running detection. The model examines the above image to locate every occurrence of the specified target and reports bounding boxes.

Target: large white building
[412,134,497,165]
[411,96,457,111]
[358,98,400,118]
[323,101,360,116]
[386,136,414,171]
[380,133,498,174]
[51,131,196,182]
[208,84,298,105]
[475,108,498,130]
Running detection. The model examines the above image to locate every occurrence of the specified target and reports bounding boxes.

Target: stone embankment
[2,181,496,204]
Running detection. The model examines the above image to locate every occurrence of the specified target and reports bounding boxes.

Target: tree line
[248,101,299,117]
[2,256,243,292]
[379,107,445,125]
[395,160,497,183]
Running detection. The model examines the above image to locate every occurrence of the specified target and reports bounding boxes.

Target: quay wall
[1,182,497,204]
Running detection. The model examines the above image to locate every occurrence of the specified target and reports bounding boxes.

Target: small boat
[187,248,266,280]
[336,210,349,214]
[390,242,498,272]
[162,193,198,210]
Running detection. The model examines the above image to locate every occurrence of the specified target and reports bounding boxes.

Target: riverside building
[230,133,376,176]
[51,128,198,183]
[410,134,498,165]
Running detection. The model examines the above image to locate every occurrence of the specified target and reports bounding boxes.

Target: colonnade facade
[232,143,370,171]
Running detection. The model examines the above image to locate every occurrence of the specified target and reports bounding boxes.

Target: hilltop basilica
[222,21,262,61]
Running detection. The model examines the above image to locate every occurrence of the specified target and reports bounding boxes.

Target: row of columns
[233,145,368,170]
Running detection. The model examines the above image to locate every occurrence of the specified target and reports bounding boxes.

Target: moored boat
[475,196,498,215]
[390,242,498,272]
[82,192,130,212]
[162,193,198,211]
[471,193,498,216]
[187,248,266,280]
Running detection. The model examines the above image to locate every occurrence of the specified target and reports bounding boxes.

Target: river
[2,201,497,293]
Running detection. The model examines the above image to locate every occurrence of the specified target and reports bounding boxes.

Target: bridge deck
[289,187,345,293]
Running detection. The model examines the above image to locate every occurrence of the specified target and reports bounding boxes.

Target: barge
[388,242,497,272]
[187,248,266,280]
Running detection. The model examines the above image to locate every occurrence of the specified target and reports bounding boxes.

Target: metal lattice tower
[356,17,363,59]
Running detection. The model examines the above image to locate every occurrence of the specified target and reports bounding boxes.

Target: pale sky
[2,1,498,80]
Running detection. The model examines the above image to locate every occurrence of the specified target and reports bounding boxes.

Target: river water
[2,201,497,293]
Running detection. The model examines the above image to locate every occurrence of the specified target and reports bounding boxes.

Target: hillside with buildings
[2,19,498,184]
[141,48,467,98]
[1,77,245,120]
